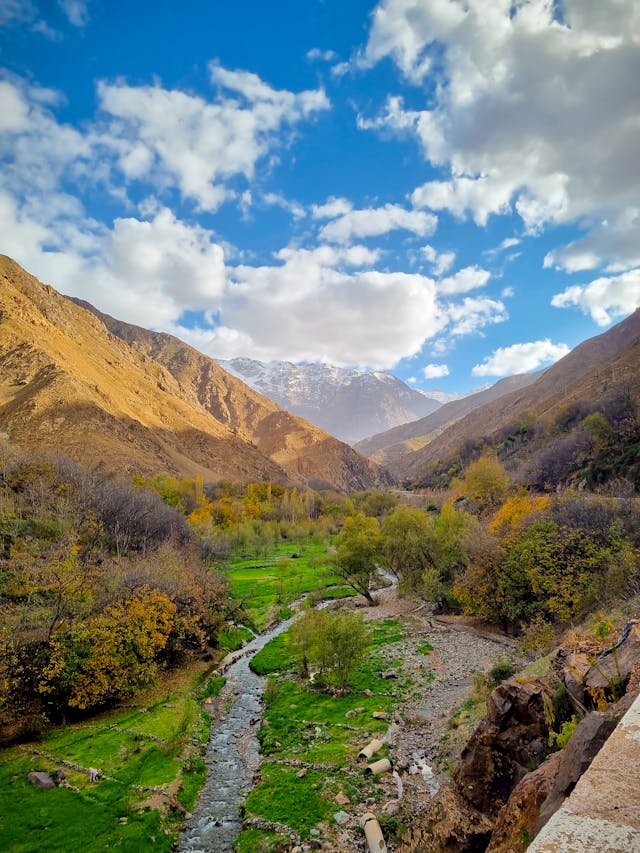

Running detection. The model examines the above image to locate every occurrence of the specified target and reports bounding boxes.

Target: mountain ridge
[0,256,391,491]
[217,357,441,444]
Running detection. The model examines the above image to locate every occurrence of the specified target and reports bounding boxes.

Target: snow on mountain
[216,358,442,444]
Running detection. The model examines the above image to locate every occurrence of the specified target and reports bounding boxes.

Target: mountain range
[217,357,441,444]
[0,256,391,491]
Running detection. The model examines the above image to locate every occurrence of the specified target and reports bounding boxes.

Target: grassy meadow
[0,667,225,853]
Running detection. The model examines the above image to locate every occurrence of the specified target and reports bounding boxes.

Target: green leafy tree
[289,610,369,691]
[462,453,510,511]
[333,513,381,605]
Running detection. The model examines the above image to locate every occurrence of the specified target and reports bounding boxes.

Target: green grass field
[224,540,353,630]
[0,667,224,853]
[234,619,409,850]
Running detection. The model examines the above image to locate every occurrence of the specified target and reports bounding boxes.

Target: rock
[296,768,307,778]
[335,792,350,805]
[366,797,376,807]
[558,651,591,709]
[345,710,357,719]
[395,786,493,853]
[487,691,636,852]
[382,800,400,816]
[334,810,350,825]
[585,622,640,695]
[54,769,66,784]
[486,750,563,853]
[27,771,55,790]
[372,711,390,719]
[382,669,398,679]
[453,678,552,817]
[364,689,373,697]
[355,706,366,714]
[310,828,321,837]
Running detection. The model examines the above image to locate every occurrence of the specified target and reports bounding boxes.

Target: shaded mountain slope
[355,374,539,471]
[398,309,640,484]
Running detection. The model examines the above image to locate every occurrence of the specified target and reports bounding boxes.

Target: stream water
[180,618,292,853]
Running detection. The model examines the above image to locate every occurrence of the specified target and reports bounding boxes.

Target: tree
[380,506,436,589]
[333,513,381,605]
[289,609,369,691]
[462,453,510,511]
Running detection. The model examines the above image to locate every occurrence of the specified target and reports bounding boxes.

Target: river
[180,617,293,853]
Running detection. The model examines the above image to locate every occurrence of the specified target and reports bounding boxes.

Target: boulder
[487,691,637,852]
[585,622,640,695]
[453,679,552,817]
[27,771,55,790]
[486,751,563,853]
[395,786,493,853]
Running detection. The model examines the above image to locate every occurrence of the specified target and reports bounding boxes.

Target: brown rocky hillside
[71,300,392,491]
[0,256,390,489]
[355,373,538,471]
[396,308,640,483]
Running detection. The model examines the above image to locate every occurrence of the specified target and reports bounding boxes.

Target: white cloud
[319,203,437,244]
[446,296,508,337]
[306,48,339,63]
[311,196,353,219]
[472,339,570,377]
[58,0,89,27]
[205,247,447,367]
[96,64,329,211]
[439,265,490,295]
[261,192,306,219]
[0,0,37,26]
[421,244,455,275]
[544,211,640,273]
[422,363,449,379]
[362,0,640,268]
[551,269,640,327]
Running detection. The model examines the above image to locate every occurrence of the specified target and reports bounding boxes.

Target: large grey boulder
[27,771,55,790]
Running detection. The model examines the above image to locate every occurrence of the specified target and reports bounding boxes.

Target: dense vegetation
[415,390,640,495]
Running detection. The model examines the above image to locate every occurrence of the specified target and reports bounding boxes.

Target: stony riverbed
[180,584,517,853]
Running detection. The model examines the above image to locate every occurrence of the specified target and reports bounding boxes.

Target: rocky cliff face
[398,622,640,853]
[217,357,441,444]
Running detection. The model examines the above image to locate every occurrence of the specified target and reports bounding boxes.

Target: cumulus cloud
[311,196,353,219]
[423,363,449,379]
[472,339,570,377]
[439,265,490,295]
[319,203,437,244]
[96,64,329,211]
[361,0,640,269]
[446,296,508,337]
[205,246,447,367]
[421,244,455,275]
[551,269,640,327]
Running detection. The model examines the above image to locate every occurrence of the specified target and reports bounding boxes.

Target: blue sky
[1,0,639,394]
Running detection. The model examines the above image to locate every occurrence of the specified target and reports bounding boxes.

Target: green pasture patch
[0,672,213,852]
[250,634,293,675]
[243,765,332,837]
[369,619,405,646]
[416,640,434,655]
[224,542,344,630]
[218,625,254,650]
[233,827,290,853]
